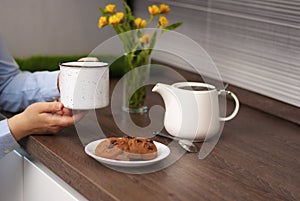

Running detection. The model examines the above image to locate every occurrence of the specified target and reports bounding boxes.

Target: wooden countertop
[19,71,300,201]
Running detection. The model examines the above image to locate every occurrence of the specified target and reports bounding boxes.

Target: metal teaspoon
[153,131,198,153]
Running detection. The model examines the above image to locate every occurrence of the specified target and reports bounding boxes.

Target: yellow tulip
[105,4,116,13]
[139,34,151,44]
[98,16,108,28]
[116,12,125,21]
[134,18,147,28]
[148,5,160,15]
[109,14,121,26]
[159,4,170,14]
[159,16,169,28]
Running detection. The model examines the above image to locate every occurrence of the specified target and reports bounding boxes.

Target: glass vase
[122,51,150,113]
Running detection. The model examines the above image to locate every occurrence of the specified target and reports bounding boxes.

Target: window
[133,0,300,107]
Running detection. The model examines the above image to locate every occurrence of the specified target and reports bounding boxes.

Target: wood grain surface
[19,69,300,201]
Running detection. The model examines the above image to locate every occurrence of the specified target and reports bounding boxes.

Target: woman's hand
[7,102,81,141]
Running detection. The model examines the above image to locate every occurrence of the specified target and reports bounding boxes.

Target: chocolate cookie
[128,138,158,160]
[95,137,125,160]
[95,136,158,161]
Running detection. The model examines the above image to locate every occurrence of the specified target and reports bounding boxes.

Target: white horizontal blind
[133,0,300,107]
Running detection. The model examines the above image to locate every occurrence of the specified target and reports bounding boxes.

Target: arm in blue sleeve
[0,70,59,112]
[0,38,59,112]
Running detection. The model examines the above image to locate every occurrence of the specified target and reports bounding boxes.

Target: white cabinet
[23,157,86,201]
[0,150,87,201]
[0,151,23,201]
[23,157,87,201]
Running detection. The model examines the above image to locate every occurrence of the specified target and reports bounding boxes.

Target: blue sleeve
[0,38,59,112]
[0,119,20,160]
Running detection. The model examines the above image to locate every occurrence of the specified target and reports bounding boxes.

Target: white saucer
[85,139,170,167]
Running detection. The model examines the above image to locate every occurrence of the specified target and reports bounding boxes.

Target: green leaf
[99,7,106,15]
[165,22,182,31]
[113,25,122,35]
[124,1,135,22]
[161,22,182,34]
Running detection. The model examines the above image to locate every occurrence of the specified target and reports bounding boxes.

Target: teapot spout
[152,83,177,105]
[152,83,181,137]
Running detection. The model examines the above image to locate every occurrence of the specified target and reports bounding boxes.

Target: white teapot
[152,82,239,141]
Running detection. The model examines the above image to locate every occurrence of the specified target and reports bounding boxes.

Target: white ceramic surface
[59,62,109,110]
[24,157,88,201]
[85,139,170,167]
[152,82,239,141]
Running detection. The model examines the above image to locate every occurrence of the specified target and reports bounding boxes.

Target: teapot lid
[60,61,108,68]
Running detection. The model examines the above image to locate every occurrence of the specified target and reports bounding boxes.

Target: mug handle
[219,90,240,121]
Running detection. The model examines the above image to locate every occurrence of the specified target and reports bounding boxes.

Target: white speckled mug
[59,61,109,110]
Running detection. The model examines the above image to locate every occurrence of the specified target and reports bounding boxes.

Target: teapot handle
[219,90,240,121]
